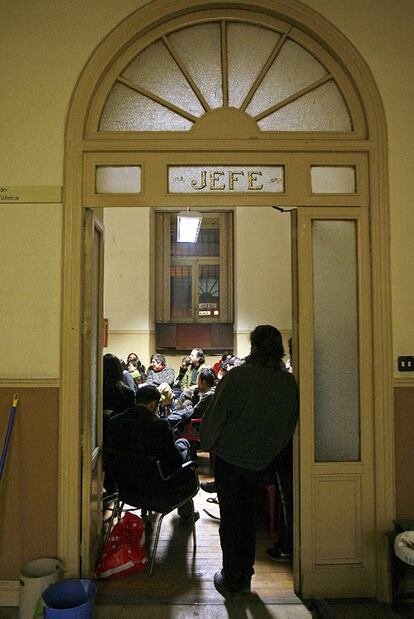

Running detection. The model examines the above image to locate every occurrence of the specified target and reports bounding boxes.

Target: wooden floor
[1,455,408,617]
[96,453,300,608]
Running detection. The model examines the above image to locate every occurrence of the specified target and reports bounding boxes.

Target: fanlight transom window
[99,20,353,133]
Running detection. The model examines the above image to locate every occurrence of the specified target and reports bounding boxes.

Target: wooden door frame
[60,0,394,600]
[80,210,105,576]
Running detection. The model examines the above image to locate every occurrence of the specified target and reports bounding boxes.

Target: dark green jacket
[200,361,299,470]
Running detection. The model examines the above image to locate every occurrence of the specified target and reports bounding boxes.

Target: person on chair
[167,367,216,435]
[146,353,175,410]
[180,348,205,392]
[105,385,199,523]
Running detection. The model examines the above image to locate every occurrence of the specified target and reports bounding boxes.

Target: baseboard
[0,579,19,606]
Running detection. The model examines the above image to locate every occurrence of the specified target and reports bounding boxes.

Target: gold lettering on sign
[191,171,207,190]
[248,171,263,191]
[210,172,225,191]
[189,169,272,191]
[228,171,244,190]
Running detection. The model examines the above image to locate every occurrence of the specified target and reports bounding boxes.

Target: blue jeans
[215,455,263,584]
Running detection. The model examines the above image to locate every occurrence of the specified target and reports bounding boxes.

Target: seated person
[102,353,135,492]
[120,358,136,392]
[180,348,205,392]
[128,358,147,390]
[146,353,175,387]
[172,355,191,399]
[218,355,243,380]
[105,385,199,523]
[146,353,175,409]
[213,352,232,378]
[103,353,135,415]
[168,367,216,435]
[126,351,145,371]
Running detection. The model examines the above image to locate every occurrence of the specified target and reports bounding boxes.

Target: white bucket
[19,558,63,619]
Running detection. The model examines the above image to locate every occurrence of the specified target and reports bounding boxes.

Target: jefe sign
[168,166,284,193]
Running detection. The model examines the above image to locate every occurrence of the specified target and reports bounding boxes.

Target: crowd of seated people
[103,347,243,426]
[103,341,294,570]
[102,348,243,495]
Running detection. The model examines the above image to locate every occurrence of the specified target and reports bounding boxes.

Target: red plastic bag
[96,512,147,579]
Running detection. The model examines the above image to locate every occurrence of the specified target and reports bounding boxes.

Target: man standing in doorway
[200,325,299,596]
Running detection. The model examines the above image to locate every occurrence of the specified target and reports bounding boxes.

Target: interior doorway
[61,0,393,600]
[94,204,295,597]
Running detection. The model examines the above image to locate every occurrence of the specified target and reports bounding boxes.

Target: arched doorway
[61,0,393,599]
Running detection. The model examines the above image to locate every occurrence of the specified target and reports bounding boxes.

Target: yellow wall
[1,0,412,367]
[1,0,414,586]
[235,207,291,333]
[300,0,414,364]
[103,207,154,362]
[0,205,62,378]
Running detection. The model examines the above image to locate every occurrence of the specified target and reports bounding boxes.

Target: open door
[292,207,376,597]
[80,209,105,576]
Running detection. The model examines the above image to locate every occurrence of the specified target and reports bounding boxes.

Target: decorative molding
[0,378,60,388]
[0,186,62,203]
[0,580,19,606]
[394,376,414,388]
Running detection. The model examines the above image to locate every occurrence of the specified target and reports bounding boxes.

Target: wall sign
[0,186,62,203]
[168,166,284,193]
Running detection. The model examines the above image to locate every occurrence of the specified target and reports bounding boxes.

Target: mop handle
[0,393,20,482]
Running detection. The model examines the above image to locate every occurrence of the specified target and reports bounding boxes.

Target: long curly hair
[245,325,285,369]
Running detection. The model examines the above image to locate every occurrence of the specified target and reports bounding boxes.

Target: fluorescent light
[177,210,202,243]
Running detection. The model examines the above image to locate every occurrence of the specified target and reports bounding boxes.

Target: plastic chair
[103,448,199,575]
[177,418,202,456]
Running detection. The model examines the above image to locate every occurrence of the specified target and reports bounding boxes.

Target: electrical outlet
[397,356,414,372]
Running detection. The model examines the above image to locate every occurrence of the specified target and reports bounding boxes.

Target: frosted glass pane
[247,40,327,116]
[311,166,356,193]
[257,81,352,131]
[99,83,193,131]
[312,220,360,462]
[96,166,141,194]
[227,23,281,109]
[122,41,204,118]
[169,166,284,193]
[168,23,223,108]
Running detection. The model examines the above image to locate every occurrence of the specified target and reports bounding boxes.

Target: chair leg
[149,513,164,576]
[102,494,119,546]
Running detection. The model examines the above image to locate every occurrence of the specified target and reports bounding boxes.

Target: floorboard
[96,453,300,607]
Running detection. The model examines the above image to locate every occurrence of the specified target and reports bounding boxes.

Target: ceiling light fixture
[177,207,202,243]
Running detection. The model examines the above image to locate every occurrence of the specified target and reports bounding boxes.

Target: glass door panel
[312,220,360,462]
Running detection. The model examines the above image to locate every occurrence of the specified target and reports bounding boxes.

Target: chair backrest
[103,447,168,500]
[177,418,202,442]
[104,446,199,511]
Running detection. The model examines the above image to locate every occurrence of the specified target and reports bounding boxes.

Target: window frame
[155,210,233,323]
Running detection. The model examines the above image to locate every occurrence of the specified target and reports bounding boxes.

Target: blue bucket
[42,579,96,618]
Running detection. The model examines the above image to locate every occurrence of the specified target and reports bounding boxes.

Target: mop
[0,393,20,482]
